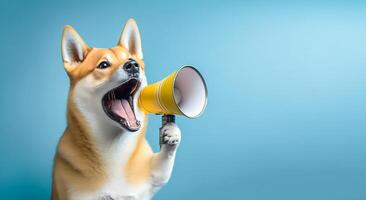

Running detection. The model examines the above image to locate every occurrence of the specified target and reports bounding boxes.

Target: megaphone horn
[138,65,208,121]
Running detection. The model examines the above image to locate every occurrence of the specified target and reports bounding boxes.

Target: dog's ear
[117,18,143,59]
[61,25,90,72]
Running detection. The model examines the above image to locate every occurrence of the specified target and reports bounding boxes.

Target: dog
[52,19,181,200]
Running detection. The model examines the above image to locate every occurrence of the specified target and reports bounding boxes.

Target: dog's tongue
[111,99,138,128]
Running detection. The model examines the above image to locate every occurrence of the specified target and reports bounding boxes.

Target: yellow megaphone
[138,66,208,124]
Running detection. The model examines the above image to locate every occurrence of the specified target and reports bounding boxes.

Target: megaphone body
[138,66,208,119]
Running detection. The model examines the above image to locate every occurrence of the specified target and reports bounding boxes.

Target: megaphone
[138,65,208,124]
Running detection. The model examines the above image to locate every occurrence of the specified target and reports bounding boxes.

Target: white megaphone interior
[173,66,207,118]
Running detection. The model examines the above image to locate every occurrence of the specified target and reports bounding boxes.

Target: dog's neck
[68,86,145,148]
[65,95,149,184]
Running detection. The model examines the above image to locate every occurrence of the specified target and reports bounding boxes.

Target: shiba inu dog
[52,19,181,200]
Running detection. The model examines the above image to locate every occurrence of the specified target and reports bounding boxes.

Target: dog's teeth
[126,121,130,127]
[136,121,140,126]
[112,91,116,100]
[130,85,137,94]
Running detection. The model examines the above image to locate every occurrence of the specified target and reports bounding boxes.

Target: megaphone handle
[162,114,175,126]
[159,114,175,147]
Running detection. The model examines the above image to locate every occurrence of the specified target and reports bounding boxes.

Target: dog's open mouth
[102,79,141,131]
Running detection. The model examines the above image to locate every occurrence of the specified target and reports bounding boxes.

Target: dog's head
[62,19,146,133]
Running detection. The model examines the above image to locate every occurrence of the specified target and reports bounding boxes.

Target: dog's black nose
[123,59,140,77]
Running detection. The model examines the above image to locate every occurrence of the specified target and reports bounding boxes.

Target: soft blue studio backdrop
[1,0,366,199]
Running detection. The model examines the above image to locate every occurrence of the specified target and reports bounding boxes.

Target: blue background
[1,0,366,199]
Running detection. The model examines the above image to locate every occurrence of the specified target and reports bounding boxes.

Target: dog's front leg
[150,122,181,192]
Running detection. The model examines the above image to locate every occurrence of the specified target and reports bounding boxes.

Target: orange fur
[52,88,107,199]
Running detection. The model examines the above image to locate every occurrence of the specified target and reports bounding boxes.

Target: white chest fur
[70,133,154,200]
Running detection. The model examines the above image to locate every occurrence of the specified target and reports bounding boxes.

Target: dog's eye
[97,61,111,69]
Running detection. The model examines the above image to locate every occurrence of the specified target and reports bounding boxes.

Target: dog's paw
[160,123,181,146]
